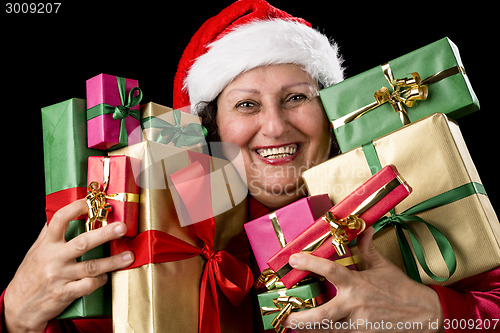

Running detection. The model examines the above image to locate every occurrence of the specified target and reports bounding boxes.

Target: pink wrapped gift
[86,73,142,151]
[244,195,333,272]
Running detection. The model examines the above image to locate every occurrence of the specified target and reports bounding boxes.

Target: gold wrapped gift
[303,113,500,286]
[141,102,206,148]
[109,140,252,332]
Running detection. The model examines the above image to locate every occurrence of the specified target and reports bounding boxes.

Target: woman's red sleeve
[0,289,111,333]
[430,266,500,332]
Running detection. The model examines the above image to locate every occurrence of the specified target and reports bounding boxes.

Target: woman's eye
[287,94,307,103]
[236,101,255,108]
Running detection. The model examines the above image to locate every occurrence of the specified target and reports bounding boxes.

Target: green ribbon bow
[142,108,208,148]
[87,76,143,150]
[353,142,487,283]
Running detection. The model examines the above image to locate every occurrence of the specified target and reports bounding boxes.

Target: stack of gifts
[301,37,500,287]
[241,37,499,332]
[39,36,500,333]
[245,166,410,332]
[41,73,252,332]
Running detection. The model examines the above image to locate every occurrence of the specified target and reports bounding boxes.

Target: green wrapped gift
[320,37,479,153]
[41,98,109,319]
[258,281,326,331]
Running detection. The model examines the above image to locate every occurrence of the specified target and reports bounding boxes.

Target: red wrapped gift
[87,155,140,237]
[267,165,411,288]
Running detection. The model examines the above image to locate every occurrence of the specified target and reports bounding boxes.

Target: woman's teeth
[256,144,298,159]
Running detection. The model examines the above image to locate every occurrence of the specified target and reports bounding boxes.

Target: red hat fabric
[173,0,343,113]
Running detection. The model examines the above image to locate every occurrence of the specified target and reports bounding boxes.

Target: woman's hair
[197,97,341,159]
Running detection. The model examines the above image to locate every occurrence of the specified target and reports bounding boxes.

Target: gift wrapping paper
[320,37,479,152]
[303,113,500,286]
[244,195,333,272]
[41,98,109,318]
[268,165,411,288]
[109,140,253,333]
[141,102,206,148]
[86,73,142,150]
[87,156,140,237]
[258,281,327,332]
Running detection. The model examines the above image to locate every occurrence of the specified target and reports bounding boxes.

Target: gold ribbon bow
[322,212,365,256]
[331,63,465,129]
[85,157,140,232]
[261,294,318,333]
[86,181,112,232]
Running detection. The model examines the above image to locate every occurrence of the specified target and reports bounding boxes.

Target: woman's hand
[283,227,444,333]
[4,199,135,333]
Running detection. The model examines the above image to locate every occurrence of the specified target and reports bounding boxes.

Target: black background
[0,1,495,291]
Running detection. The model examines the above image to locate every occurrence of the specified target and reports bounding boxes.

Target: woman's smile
[216,64,332,209]
[253,142,300,164]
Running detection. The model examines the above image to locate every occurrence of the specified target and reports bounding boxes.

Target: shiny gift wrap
[303,113,500,285]
[258,281,327,332]
[320,37,479,152]
[141,102,206,148]
[244,195,333,272]
[268,166,411,288]
[87,156,140,237]
[109,140,253,333]
[87,73,142,150]
[41,98,108,318]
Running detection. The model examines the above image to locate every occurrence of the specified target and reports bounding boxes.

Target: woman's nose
[259,102,288,139]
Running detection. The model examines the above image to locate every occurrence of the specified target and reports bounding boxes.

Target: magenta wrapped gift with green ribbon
[87,73,142,151]
[320,37,479,153]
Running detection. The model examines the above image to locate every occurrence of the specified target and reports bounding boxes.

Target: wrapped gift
[320,37,479,152]
[141,102,206,148]
[268,165,411,288]
[86,73,142,150]
[258,281,327,332]
[303,113,500,286]
[244,195,333,272]
[109,140,253,333]
[86,156,140,237]
[41,98,108,319]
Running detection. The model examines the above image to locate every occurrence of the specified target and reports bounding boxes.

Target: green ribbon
[142,108,208,148]
[355,142,487,283]
[87,76,143,150]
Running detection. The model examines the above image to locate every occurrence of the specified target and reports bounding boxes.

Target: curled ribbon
[331,64,465,129]
[142,108,208,147]
[261,294,319,333]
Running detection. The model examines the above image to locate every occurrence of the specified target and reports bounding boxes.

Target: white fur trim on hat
[184,19,344,114]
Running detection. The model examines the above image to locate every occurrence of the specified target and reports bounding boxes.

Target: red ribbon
[112,153,253,333]
[111,218,253,333]
[45,187,87,224]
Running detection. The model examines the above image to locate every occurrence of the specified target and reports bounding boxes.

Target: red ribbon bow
[112,151,253,333]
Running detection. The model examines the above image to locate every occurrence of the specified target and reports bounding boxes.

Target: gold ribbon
[269,212,287,248]
[86,157,140,232]
[331,64,466,129]
[261,291,323,333]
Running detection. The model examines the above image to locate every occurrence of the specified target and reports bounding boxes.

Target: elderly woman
[2,0,500,332]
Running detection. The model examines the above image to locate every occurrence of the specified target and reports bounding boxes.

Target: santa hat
[173,0,344,113]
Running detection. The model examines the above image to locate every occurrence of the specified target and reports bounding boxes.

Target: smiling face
[216,64,332,209]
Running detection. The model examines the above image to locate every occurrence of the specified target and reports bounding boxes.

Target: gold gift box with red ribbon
[109,140,253,333]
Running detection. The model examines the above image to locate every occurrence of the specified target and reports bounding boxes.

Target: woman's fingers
[66,222,127,259]
[289,253,353,290]
[47,199,88,242]
[71,251,135,279]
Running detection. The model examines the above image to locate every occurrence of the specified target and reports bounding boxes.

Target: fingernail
[114,223,126,236]
[122,251,133,262]
[289,254,300,268]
